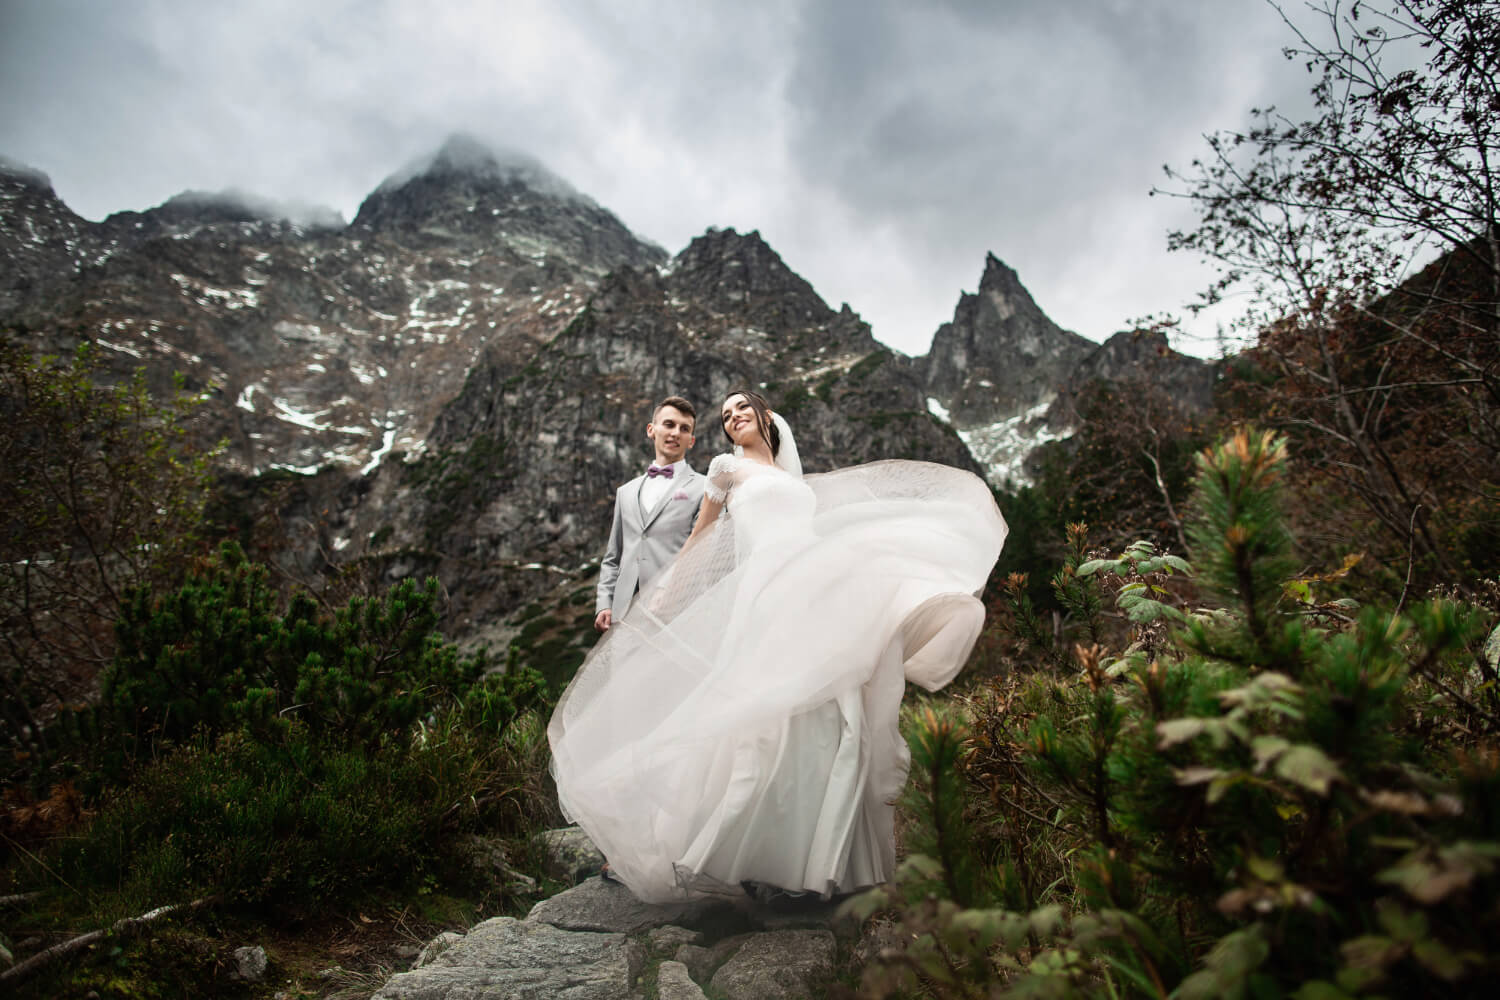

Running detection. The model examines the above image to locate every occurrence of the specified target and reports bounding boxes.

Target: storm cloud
[0,0,1307,355]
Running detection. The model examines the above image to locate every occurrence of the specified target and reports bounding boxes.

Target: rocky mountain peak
[922,255,1094,417]
[94,189,347,246]
[961,254,1078,359]
[374,133,581,203]
[349,133,664,275]
[665,228,832,329]
[147,189,345,230]
[913,256,1095,484]
[0,156,92,315]
[0,155,57,195]
[1046,326,1218,427]
[976,251,1029,300]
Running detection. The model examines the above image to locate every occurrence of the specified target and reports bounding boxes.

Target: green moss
[517,615,562,644]
[848,348,892,381]
[414,434,509,544]
[515,637,586,696]
[852,409,922,431]
[776,383,813,416]
[404,451,448,488]
[46,926,225,1000]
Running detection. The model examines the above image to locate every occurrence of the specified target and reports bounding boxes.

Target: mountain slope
[917,254,1216,484]
[0,138,665,479]
[346,227,977,642]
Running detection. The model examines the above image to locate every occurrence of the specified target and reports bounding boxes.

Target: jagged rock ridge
[916,254,1095,483]
[104,188,347,235]
[0,160,93,316]
[923,253,1096,424]
[1046,325,1217,427]
[917,254,1216,485]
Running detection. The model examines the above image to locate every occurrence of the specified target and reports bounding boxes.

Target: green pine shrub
[54,726,432,913]
[39,541,546,792]
[847,428,1500,998]
[36,706,558,923]
[2,539,560,965]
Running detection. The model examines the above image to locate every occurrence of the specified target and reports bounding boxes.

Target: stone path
[371,827,861,1000]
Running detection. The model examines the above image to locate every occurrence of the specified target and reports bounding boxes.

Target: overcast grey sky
[0,0,1311,357]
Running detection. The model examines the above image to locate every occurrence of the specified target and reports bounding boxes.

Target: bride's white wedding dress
[548,453,1007,903]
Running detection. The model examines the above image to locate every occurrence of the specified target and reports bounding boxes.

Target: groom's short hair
[654,396,697,423]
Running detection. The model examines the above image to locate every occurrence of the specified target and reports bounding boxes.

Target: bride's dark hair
[721,387,780,457]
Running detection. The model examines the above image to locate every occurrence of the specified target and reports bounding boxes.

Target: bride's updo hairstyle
[721,387,780,458]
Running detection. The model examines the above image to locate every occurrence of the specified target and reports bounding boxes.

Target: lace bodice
[704,453,783,502]
[705,453,815,555]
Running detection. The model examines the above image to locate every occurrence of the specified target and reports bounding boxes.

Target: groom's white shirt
[596,459,705,621]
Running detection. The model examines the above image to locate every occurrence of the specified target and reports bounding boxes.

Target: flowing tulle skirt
[548,460,1006,902]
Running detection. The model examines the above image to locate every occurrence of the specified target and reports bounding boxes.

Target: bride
[547,388,1007,902]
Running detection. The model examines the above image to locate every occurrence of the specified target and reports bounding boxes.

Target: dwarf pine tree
[52,541,545,789]
[848,428,1499,998]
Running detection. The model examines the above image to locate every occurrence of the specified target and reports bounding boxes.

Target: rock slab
[372,917,642,1000]
[656,960,709,1000]
[540,825,607,883]
[647,924,702,954]
[527,876,737,935]
[233,945,268,983]
[413,931,464,969]
[710,929,837,1000]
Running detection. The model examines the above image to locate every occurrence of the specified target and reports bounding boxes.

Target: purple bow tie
[647,464,674,479]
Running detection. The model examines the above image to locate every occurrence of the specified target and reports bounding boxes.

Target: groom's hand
[594,609,613,632]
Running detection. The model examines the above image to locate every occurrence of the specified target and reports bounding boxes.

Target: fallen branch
[0,895,219,986]
[0,891,42,907]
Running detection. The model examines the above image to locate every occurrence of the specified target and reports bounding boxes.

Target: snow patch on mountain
[927,396,1069,487]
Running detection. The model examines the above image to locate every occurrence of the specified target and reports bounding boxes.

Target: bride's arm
[679,453,730,555]
[683,494,723,549]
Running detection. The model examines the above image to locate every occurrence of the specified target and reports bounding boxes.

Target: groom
[594,395,705,631]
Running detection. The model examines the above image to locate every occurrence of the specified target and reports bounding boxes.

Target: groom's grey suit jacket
[596,460,706,620]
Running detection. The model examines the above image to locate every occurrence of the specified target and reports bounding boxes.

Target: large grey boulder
[413,931,464,969]
[232,945,268,983]
[372,917,643,1000]
[656,960,709,1000]
[647,924,702,954]
[672,936,748,985]
[539,826,607,883]
[527,876,736,935]
[709,929,837,1000]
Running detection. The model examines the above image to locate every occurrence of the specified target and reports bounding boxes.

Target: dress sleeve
[704,453,734,504]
